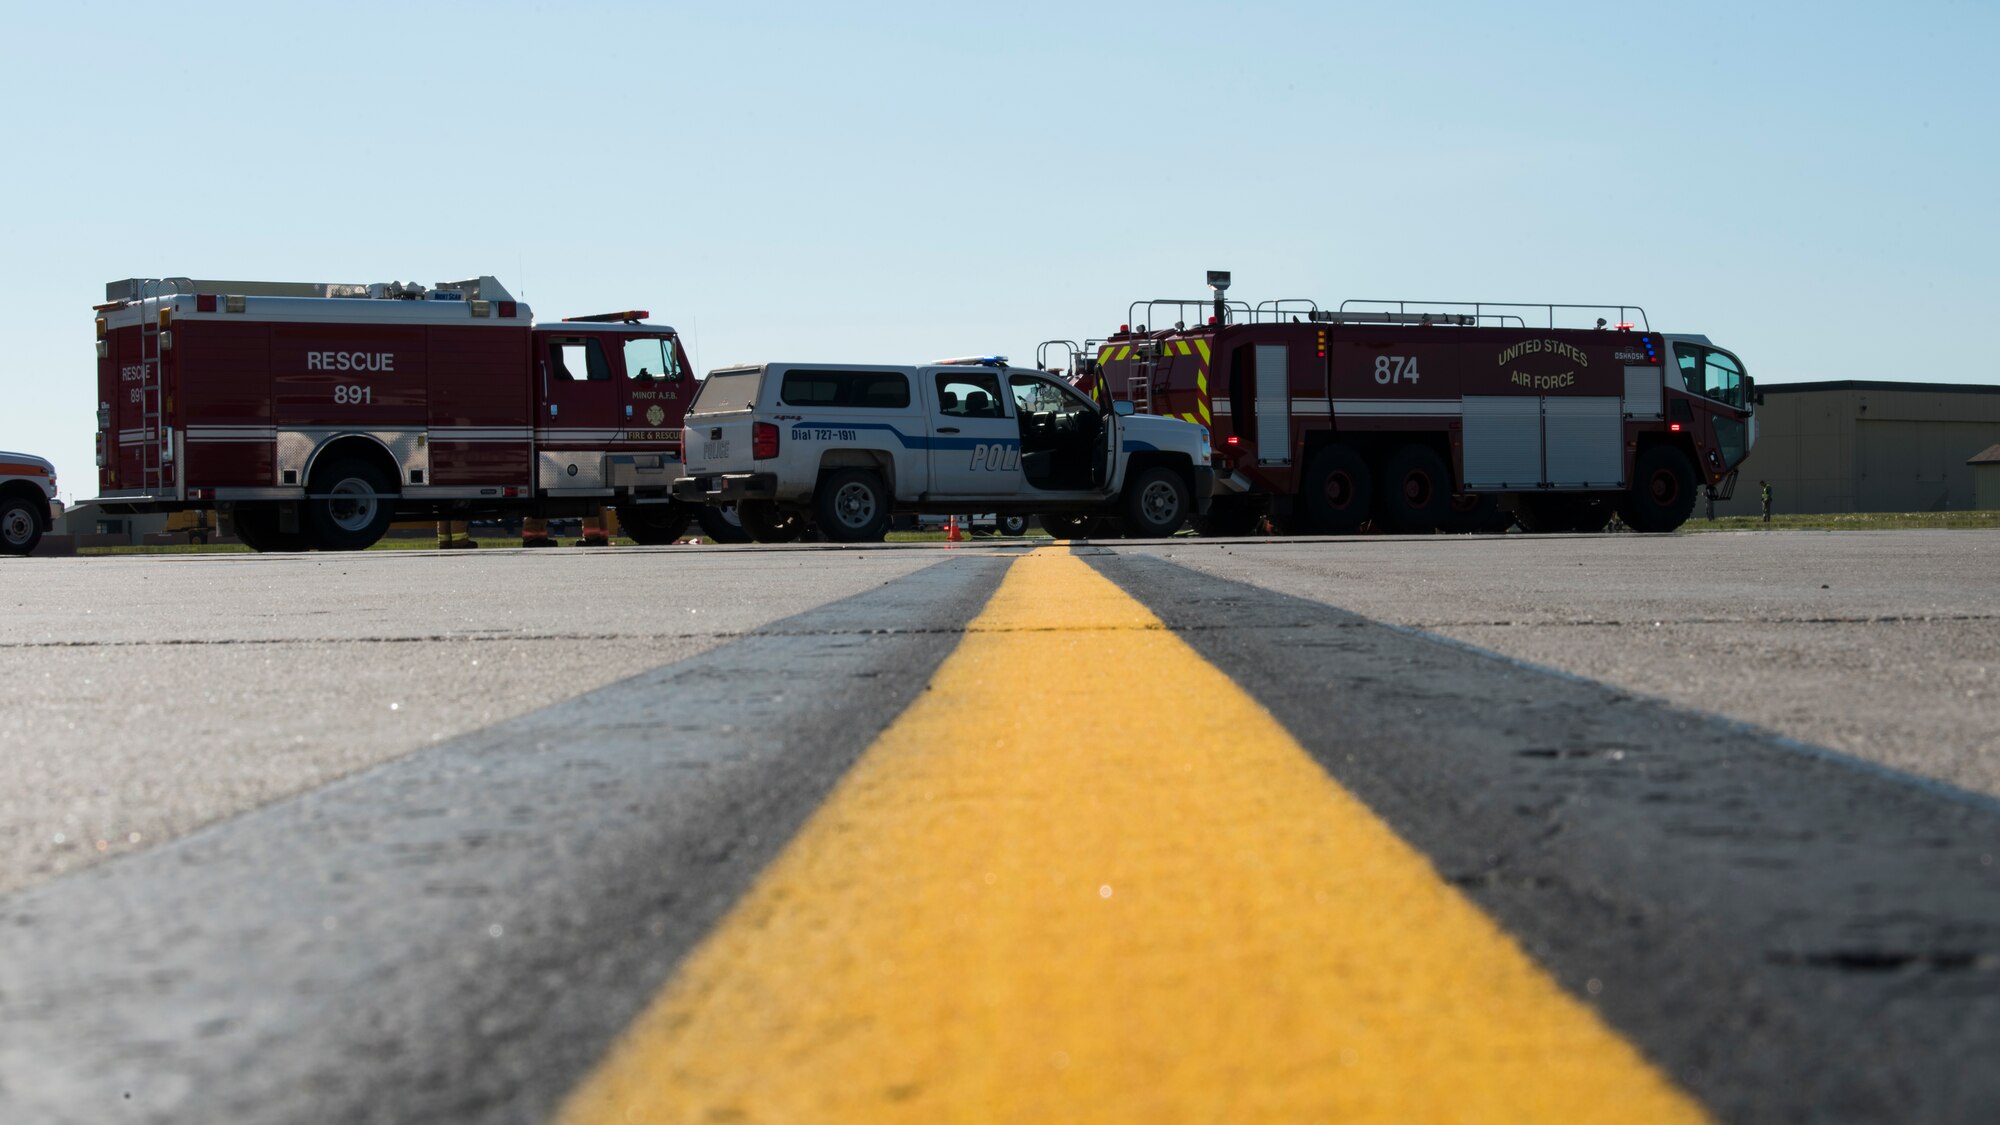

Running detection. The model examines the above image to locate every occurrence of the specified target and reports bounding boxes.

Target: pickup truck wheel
[1122,466,1191,538]
[232,506,310,553]
[738,501,805,543]
[304,457,396,551]
[1300,444,1373,534]
[620,502,694,545]
[815,469,891,542]
[1,496,42,556]
[1377,445,1453,534]
[695,505,753,544]
[1618,446,1699,532]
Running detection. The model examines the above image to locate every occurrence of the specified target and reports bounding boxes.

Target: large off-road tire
[619,502,695,545]
[1439,492,1501,534]
[231,505,311,552]
[737,500,806,543]
[1299,444,1373,534]
[1619,446,1699,533]
[0,495,43,556]
[1376,444,1453,534]
[304,456,397,551]
[814,469,891,542]
[1191,495,1260,537]
[695,504,753,544]
[1122,466,1192,538]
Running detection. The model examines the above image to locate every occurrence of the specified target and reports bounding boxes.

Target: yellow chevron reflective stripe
[1197,400,1211,423]
[1193,338,1211,364]
[1175,339,1191,356]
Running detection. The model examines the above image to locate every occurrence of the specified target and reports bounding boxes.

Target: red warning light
[1670,423,1682,432]
[1225,435,1240,445]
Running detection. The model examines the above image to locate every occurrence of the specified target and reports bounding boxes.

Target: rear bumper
[672,472,779,504]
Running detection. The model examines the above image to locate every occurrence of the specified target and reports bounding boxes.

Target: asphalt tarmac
[1,531,1995,1123]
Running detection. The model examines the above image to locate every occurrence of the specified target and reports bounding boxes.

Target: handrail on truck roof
[1335,299,1649,332]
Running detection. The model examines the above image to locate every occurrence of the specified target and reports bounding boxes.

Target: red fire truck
[1053,272,1756,535]
[93,276,705,551]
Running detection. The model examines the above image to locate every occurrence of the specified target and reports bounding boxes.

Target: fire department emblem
[645,405,665,426]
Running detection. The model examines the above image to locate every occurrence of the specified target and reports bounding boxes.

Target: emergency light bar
[563,311,650,323]
[932,355,1009,366]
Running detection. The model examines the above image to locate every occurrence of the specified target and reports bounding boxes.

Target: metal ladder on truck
[133,278,185,495]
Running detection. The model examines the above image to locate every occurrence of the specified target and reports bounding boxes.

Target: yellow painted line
[557,549,1709,1125]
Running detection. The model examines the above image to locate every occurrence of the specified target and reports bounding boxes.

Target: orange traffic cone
[946,515,963,542]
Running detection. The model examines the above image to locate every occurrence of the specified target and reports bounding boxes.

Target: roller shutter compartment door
[1543,397,1624,488]
[1461,396,1543,489]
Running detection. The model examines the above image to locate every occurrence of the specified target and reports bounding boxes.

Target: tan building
[1718,381,2000,516]
[1971,444,2000,511]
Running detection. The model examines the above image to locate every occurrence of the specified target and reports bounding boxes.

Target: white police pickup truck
[672,358,1212,542]
[1,449,61,556]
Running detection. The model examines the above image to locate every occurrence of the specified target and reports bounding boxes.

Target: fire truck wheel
[231,506,311,552]
[304,457,397,551]
[815,469,891,542]
[1620,446,1699,532]
[1191,496,1260,537]
[1038,513,1087,539]
[1,496,43,556]
[695,505,754,544]
[1300,444,1373,534]
[1123,466,1192,538]
[1439,492,1501,534]
[1377,445,1454,534]
[737,501,805,544]
[620,502,695,545]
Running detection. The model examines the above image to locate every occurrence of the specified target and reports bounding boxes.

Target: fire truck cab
[1061,273,1756,535]
[93,277,697,550]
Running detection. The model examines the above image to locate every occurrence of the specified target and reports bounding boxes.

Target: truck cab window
[1010,374,1105,491]
[550,339,610,382]
[623,337,681,381]
[1675,345,1745,409]
[937,372,1006,418]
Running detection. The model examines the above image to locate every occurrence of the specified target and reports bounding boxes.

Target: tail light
[753,422,780,460]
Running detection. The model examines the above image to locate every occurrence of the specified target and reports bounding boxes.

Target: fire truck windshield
[1676,345,1748,411]
[623,336,682,381]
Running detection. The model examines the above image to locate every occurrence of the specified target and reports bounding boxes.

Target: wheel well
[1126,451,1194,495]
[304,436,401,492]
[817,449,895,496]
[1632,432,1700,473]
[0,481,48,528]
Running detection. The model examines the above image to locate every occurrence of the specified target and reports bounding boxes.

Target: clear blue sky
[4,0,1994,502]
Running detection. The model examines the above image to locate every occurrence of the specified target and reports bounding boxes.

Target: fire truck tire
[695,505,754,544]
[620,502,695,545]
[1191,496,1260,537]
[737,501,805,544]
[231,506,310,553]
[1439,492,1501,534]
[304,457,397,551]
[1,496,43,556]
[1300,444,1373,534]
[1377,445,1454,534]
[814,469,892,542]
[1122,466,1192,538]
[1620,446,1700,532]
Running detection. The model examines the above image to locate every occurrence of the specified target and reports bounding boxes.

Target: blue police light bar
[932,355,1009,366]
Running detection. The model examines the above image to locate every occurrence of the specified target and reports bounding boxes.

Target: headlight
[1198,426,1212,461]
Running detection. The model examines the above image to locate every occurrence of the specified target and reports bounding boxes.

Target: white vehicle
[673,358,1213,542]
[1,450,61,556]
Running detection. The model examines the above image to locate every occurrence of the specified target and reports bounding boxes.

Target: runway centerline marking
[556,548,1708,1123]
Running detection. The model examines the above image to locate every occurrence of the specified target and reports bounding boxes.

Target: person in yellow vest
[436,520,476,549]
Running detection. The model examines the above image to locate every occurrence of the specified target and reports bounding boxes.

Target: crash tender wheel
[0,495,42,556]
[1299,443,1372,534]
[1122,466,1191,538]
[1377,444,1453,534]
[814,469,890,542]
[737,500,805,543]
[1619,445,1699,533]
